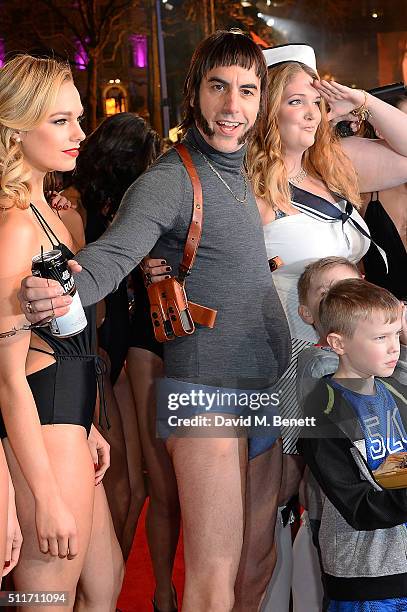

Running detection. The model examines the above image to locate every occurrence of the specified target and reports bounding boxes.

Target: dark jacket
[298,361,407,601]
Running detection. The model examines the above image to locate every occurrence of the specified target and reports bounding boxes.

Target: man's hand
[18,260,82,323]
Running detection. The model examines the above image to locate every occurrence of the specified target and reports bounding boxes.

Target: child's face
[299,265,360,335]
[331,311,402,378]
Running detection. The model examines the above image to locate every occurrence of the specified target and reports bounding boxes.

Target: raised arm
[315,80,407,192]
[341,137,407,193]
[0,213,78,557]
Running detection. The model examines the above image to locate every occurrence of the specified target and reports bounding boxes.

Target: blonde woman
[0,55,122,610]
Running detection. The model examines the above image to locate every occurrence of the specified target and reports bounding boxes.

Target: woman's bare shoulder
[0,206,37,276]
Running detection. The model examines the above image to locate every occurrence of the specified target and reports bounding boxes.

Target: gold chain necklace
[190,145,248,204]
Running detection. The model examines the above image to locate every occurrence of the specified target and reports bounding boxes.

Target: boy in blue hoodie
[298,276,407,612]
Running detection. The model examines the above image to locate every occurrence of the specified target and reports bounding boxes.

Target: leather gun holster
[146,143,217,343]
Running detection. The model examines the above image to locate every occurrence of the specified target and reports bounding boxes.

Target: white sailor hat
[263,44,317,71]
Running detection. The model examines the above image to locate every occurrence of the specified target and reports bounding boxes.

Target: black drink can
[31,249,87,337]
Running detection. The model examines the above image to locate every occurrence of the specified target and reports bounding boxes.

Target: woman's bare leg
[233,439,283,612]
[112,366,146,560]
[96,351,130,555]
[167,435,247,612]
[75,484,124,611]
[0,444,9,580]
[4,426,94,612]
[127,347,180,611]
[97,349,146,560]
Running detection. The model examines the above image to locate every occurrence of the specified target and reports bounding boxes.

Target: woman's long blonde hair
[247,62,361,211]
[0,55,73,210]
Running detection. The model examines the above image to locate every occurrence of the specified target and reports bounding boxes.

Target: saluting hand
[313,79,367,127]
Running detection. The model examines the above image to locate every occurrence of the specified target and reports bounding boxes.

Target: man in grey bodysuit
[20,30,290,612]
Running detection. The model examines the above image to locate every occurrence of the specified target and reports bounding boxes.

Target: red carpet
[117,501,185,612]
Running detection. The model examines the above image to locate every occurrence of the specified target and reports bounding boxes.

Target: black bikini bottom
[0,358,97,439]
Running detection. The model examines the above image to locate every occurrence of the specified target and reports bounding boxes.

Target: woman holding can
[0,55,122,609]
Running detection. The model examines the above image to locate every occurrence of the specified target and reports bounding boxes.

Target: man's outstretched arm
[19,157,185,322]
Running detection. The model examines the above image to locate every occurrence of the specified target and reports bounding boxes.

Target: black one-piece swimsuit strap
[0,204,108,440]
[363,193,407,300]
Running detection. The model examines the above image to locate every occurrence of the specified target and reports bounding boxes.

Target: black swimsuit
[363,192,407,300]
[0,204,101,439]
[129,266,163,360]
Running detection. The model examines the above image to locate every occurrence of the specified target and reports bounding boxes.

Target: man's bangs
[180,30,267,133]
[201,39,266,81]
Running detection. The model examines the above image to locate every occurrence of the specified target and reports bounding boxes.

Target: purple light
[129,34,147,68]
[75,39,88,70]
[0,39,5,68]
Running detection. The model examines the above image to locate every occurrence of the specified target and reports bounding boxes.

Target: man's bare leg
[167,435,247,612]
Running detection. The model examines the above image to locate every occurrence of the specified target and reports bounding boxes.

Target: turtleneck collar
[184,124,247,172]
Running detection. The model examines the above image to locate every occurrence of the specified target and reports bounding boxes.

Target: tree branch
[37,0,85,45]
[99,0,133,34]
[89,0,97,43]
[77,0,90,35]
[102,28,127,62]
[99,6,130,49]
[33,29,77,52]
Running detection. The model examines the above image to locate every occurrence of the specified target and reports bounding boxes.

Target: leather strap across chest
[174,143,203,283]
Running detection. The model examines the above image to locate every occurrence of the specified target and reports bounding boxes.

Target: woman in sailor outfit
[248,44,407,612]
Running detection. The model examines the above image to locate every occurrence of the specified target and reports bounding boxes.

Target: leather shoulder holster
[146,143,217,342]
